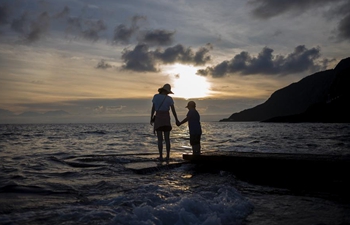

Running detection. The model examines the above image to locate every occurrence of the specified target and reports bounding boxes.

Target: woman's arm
[171,104,180,124]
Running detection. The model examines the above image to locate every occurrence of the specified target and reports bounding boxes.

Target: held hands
[176,120,181,127]
[150,117,181,126]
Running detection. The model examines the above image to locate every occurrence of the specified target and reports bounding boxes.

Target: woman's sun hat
[158,83,174,94]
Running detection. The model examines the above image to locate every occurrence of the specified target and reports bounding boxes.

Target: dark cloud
[337,12,350,41]
[54,6,70,19]
[248,0,337,19]
[6,6,51,43]
[121,43,212,72]
[11,12,28,34]
[329,1,350,41]
[82,19,107,42]
[96,59,112,69]
[4,1,170,46]
[113,15,146,44]
[121,43,158,72]
[64,15,107,42]
[198,60,228,78]
[197,45,327,78]
[113,17,176,47]
[154,43,212,65]
[330,0,350,16]
[273,30,282,37]
[26,12,51,43]
[155,44,190,64]
[66,16,82,36]
[138,29,175,46]
[9,3,106,42]
[7,8,50,43]
[0,4,10,25]
[113,24,134,44]
[249,0,350,41]
[194,43,213,65]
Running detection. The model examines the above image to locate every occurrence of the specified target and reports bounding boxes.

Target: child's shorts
[190,134,201,145]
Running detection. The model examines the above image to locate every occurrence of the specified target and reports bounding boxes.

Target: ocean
[1,122,350,225]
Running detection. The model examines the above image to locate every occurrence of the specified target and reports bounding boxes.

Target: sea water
[0,122,349,225]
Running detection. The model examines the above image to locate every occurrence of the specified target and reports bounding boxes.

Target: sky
[0,0,349,123]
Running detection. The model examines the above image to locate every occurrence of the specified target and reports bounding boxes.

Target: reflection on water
[0,122,350,224]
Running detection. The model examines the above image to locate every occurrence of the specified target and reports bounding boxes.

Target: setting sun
[165,64,211,99]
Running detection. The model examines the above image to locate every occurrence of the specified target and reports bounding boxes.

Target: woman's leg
[156,131,163,159]
[164,131,170,160]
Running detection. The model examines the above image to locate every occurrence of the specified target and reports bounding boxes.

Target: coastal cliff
[221,57,350,123]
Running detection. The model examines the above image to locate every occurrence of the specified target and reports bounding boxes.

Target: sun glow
[167,64,211,99]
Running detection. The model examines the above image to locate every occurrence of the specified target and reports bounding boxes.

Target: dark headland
[220,57,350,123]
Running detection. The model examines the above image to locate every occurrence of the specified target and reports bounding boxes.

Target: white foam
[108,184,253,225]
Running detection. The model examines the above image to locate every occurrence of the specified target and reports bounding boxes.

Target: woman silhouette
[150,84,180,161]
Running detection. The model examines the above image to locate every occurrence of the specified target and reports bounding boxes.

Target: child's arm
[177,116,188,126]
[150,104,155,125]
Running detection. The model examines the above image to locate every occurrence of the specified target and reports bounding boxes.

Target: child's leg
[191,134,201,155]
[192,144,201,155]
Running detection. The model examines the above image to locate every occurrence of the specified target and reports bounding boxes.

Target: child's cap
[185,101,196,108]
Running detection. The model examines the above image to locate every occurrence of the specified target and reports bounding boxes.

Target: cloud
[121,43,158,72]
[26,12,51,43]
[155,43,212,65]
[336,9,350,41]
[66,16,82,37]
[0,4,9,25]
[113,15,146,44]
[96,59,113,69]
[155,44,190,64]
[93,105,126,114]
[121,43,212,72]
[11,12,28,34]
[54,6,70,19]
[8,9,50,43]
[194,43,213,65]
[64,16,107,41]
[322,1,350,42]
[138,29,175,46]
[8,4,108,42]
[113,24,134,44]
[197,45,328,77]
[81,19,107,42]
[248,0,350,41]
[248,0,337,19]
[1,2,110,43]
[112,16,177,47]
